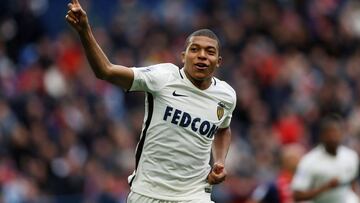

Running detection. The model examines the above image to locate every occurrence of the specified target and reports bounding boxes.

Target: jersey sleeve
[219,88,236,129]
[219,108,233,128]
[129,63,178,93]
[346,151,359,184]
[291,158,313,191]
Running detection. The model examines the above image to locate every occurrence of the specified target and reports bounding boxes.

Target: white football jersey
[128,63,236,201]
[291,145,359,203]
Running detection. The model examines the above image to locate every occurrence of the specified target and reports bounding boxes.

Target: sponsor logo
[163,106,218,138]
[172,90,188,97]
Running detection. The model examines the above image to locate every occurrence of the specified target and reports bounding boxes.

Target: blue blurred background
[1,0,360,202]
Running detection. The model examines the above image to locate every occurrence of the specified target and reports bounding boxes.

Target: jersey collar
[180,68,216,91]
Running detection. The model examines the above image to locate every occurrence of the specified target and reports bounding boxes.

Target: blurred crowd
[1,0,360,202]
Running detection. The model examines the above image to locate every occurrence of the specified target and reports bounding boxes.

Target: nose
[197,49,207,59]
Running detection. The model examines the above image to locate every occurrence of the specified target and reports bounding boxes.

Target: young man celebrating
[65,0,236,202]
[291,115,359,203]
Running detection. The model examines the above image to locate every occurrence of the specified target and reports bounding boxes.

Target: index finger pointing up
[72,0,80,5]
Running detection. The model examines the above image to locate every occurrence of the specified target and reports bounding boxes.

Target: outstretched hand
[207,163,227,185]
[65,0,89,33]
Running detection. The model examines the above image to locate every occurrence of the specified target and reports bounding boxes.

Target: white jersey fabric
[127,191,214,203]
[127,63,236,201]
[291,145,359,203]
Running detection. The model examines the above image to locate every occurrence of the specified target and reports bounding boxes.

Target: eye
[190,47,198,52]
[207,50,216,55]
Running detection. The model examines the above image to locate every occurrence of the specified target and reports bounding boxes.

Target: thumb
[212,163,224,174]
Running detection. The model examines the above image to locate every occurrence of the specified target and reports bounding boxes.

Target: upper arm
[212,126,232,164]
[291,159,313,192]
[105,64,134,90]
[291,161,315,201]
[216,127,231,137]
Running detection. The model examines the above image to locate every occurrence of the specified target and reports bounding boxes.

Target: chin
[185,68,211,81]
[192,74,210,81]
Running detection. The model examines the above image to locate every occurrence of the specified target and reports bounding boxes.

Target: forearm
[293,187,329,201]
[78,25,113,79]
[77,26,133,89]
[212,127,231,164]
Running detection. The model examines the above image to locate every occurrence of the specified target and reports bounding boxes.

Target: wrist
[213,161,225,166]
[78,23,91,36]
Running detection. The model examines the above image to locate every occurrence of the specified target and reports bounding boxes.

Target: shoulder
[133,63,179,74]
[214,77,237,103]
[299,147,322,166]
[148,63,179,72]
[339,146,358,159]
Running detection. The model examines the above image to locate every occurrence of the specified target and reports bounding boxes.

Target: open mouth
[194,62,209,70]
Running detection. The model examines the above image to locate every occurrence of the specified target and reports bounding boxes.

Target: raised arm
[65,0,134,90]
[207,127,232,185]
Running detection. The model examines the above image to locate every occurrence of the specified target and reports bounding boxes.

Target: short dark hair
[184,29,221,50]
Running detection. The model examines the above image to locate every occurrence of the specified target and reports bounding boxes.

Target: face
[321,123,342,153]
[181,36,222,88]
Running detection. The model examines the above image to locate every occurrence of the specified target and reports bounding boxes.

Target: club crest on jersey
[217,102,225,120]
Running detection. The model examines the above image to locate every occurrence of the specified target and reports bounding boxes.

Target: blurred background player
[246,144,305,203]
[291,115,360,203]
[65,0,236,202]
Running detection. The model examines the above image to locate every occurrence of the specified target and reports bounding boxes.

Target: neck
[184,70,212,90]
[324,146,337,156]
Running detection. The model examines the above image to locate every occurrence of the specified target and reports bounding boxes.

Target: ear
[216,56,222,68]
[181,51,185,64]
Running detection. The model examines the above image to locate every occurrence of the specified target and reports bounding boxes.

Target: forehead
[187,36,219,50]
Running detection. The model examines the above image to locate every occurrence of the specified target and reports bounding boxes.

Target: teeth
[196,63,207,67]
[195,64,208,70]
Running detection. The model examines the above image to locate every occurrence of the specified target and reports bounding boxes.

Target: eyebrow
[189,43,217,51]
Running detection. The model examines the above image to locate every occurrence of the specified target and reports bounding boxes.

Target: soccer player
[65,0,236,202]
[291,115,360,203]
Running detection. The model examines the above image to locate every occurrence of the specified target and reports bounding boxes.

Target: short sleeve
[343,151,360,184]
[129,63,178,93]
[291,159,313,191]
[219,88,236,129]
[350,153,359,182]
[219,110,233,128]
